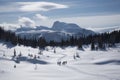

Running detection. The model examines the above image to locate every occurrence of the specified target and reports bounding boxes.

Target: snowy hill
[16,26,51,32]
[89,26,120,33]
[0,41,120,80]
[16,30,72,42]
[98,26,120,33]
[15,21,95,42]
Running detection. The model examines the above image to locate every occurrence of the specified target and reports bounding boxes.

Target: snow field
[0,42,120,80]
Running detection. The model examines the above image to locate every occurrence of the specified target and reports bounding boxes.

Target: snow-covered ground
[0,41,120,80]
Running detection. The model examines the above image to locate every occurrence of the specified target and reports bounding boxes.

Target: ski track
[64,65,115,80]
[57,52,117,80]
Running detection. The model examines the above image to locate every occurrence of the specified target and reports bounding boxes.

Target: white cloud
[18,17,35,28]
[18,2,68,12]
[0,2,68,13]
[35,14,48,20]
[0,22,19,31]
[0,3,19,13]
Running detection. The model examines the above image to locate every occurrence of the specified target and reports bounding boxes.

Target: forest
[0,27,120,50]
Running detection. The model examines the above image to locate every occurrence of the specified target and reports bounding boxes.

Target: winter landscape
[0,0,120,80]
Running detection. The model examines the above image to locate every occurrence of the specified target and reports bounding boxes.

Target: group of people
[57,61,67,66]
[57,53,80,66]
[28,54,40,59]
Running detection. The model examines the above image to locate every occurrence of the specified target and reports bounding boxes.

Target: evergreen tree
[91,42,95,50]
[54,48,56,53]
[38,37,47,49]
[14,49,16,57]
[77,38,83,49]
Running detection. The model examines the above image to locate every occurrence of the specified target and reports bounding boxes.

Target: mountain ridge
[15,21,96,42]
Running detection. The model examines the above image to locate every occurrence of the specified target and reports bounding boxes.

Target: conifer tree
[14,49,16,57]
[91,42,95,50]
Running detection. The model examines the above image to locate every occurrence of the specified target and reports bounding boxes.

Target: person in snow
[14,65,16,68]
[62,61,67,65]
[57,61,61,66]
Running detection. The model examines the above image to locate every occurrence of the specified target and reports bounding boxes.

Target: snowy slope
[88,26,120,33]
[16,26,51,32]
[98,26,120,33]
[0,41,120,80]
[16,29,72,42]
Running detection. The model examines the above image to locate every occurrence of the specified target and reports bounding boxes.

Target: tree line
[0,27,120,50]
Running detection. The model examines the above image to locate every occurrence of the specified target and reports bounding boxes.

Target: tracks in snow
[64,65,115,80]
[57,52,115,80]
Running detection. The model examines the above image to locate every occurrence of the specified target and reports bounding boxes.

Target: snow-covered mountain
[16,26,51,32]
[88,26,120,33]
[97,26,120,33]
[16,21,96,42]
[16,30,72,42]
[52,21,95,36]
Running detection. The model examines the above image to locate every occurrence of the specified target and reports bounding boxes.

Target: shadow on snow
[94,60,120,65]
[12,56,48,64]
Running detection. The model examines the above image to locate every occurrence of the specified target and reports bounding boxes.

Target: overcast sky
[0,0,120,29]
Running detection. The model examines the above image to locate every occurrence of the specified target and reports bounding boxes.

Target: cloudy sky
[0,0,120,29]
